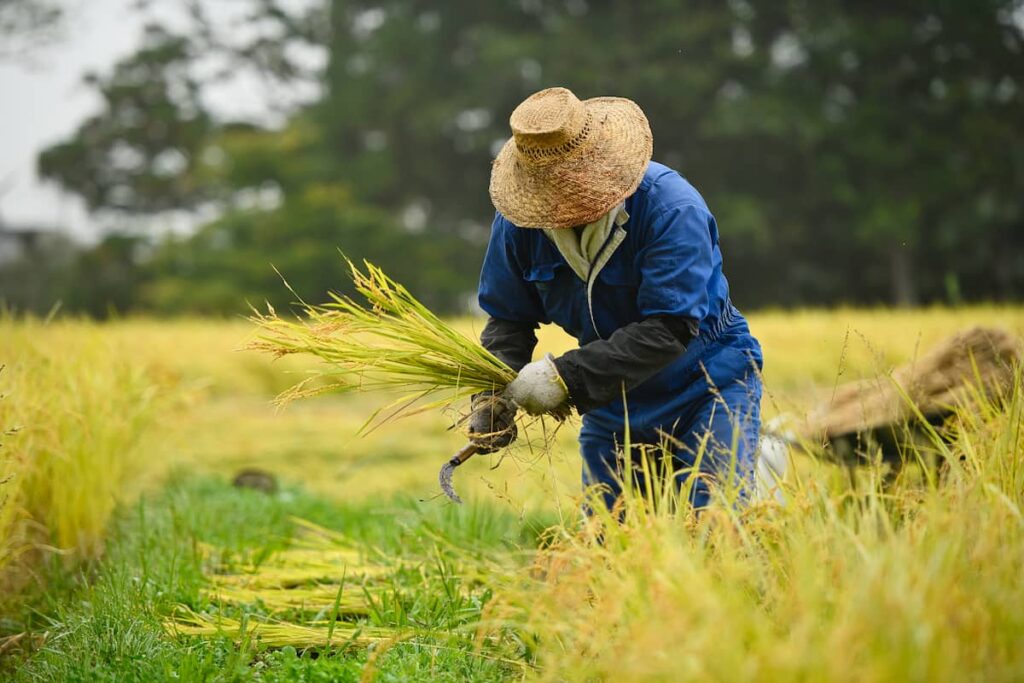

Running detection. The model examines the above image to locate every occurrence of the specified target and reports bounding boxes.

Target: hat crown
[490,86,653,229]
[509,87,591,163]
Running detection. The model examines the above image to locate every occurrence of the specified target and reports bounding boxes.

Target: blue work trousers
[579,324,762,512]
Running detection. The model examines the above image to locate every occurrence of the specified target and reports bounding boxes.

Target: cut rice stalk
[201,584,372,615]
[249,258,516,430]
[202,524,404,590]
[165,607,400,649]
[167,519,521,653]
[208,564,396,590]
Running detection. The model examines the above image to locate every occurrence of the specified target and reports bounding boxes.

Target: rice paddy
[2,307,1023,680]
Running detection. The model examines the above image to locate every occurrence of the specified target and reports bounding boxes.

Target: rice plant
[0,318,170,565]
[7,310,1024,680]
[0,366,26,581]
[489,368,1024,682]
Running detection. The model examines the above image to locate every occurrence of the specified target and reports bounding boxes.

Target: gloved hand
[467,391,518,453]
[506,353,570,415]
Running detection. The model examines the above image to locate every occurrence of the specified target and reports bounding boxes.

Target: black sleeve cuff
[480,316,540,372]
[553,315,697,414]
[551,353,595,413]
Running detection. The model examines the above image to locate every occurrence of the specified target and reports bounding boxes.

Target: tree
[0,0,62,61]
[736,1,1024,305]
[140,112,470,315]
[37,26,217,216]
[0,229,75,314]
[36,0,328,218]
[23,0,1024,316]
[319,0,1024,307]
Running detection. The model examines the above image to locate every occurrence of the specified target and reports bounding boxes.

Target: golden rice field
[1,306,1023,681]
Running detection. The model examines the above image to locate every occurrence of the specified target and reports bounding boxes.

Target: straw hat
[489,87,652,229]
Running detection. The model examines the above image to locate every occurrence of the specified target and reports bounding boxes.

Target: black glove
[467,391,518,453]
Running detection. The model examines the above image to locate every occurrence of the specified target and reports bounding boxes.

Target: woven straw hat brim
[489,96,653,229]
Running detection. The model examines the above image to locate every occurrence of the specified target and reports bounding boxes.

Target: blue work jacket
[478,161,761,431]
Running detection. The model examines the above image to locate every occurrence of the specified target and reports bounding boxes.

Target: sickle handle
[448,442,479,467]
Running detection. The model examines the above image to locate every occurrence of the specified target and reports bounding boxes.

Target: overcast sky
[0,0,318,241]
[0,0,144,239]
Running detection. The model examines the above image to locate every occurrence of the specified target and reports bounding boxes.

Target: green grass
[7,472,551,681]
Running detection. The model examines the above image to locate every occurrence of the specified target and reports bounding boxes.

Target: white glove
[506,353,569,415]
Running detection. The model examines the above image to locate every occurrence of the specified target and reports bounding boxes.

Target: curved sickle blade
[438,443,479,504]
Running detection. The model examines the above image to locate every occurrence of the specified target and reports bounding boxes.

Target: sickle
[437,442,480,504]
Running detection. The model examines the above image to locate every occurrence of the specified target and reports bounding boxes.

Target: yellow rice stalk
[204,551,503,593]
[193,518,407,625]
[288,517,359,544]
[207,563,396,590]
[165,608,401,649]
[0,367,26,579]
[200,519,404,589]
[199,545,373,572]
[0,320,170,605]
[219,546,390,574]
[201,584,372,615]
[248,259,516,429]
[285,518,394,562]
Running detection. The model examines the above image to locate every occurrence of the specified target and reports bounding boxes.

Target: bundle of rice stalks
[207,549,398,588]
[210,562,395,589]
[249,259,516,428]
[170,521,401,646]
[800,326,1023,441]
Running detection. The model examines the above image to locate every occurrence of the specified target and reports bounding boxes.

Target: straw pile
[801,326,1022,441]
[249,259,516,429]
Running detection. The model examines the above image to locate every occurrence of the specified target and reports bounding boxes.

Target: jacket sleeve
[478,212,548,324]
[552,202,714,413]
[552,316,697,413]
[635,202,716,321]
[480,316,538,372]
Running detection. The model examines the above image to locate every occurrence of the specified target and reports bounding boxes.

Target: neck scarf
[544,203,629,281]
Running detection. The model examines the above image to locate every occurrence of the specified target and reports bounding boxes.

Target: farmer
[468,87,764,511]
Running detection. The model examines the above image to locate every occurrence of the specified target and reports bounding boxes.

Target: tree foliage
[37,26,215,215]
[9,0,1024,316]
[0,0,62,61]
